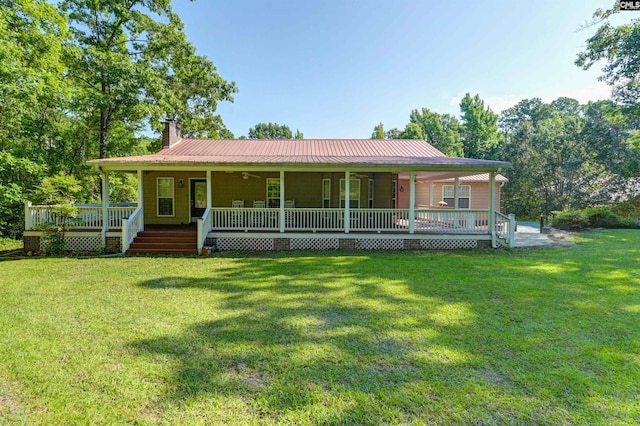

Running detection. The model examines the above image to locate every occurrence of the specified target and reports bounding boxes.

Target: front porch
[24,202,516,253]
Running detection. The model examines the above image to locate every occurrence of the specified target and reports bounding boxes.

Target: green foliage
[459,93,502,159]
[553,207,638,231]
[33,173,83,205]
[576,7,640,117]
[401,108,464,157]
[610,195,640,220]
[552,210,589,231]
[248,122,303,139]
[371,122,385,139]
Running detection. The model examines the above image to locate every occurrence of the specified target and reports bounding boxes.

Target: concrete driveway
[513,221,576,248]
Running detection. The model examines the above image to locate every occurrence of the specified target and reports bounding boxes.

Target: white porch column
[489,172,496,247]
[454,177,460,209]
[409,172,416,234]
[344,171,350,234]
[206,170,212,207]
[101,171,110,248]
[279,170,285,232]
[429,181,434,206]
[137,169,144,214]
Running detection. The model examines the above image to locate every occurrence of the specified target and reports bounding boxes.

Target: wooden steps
[126,229,198,255]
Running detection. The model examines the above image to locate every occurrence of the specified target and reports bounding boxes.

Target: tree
[401,108,464,157]
[371,122,385,139]
[459,93,502,159]
[247,122,303,139]
[576,5,640,118]
[60,0,237,160]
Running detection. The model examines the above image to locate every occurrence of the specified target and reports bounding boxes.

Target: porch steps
[126,229,198,255]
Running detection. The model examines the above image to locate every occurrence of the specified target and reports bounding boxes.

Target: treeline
[371,95,640,218]
[1,0,237,238]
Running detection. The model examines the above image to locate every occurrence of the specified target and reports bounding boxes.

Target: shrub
[553,211,588,231]
[553,208,640,231]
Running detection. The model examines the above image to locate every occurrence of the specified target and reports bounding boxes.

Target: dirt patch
[547,228,578,247]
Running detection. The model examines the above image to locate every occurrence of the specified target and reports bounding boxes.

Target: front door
[190,179,207,218]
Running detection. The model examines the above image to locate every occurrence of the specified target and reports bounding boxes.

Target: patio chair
[231,200,244,227]
[252,200,265,227]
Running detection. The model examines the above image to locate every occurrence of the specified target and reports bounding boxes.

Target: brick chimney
[162,119,182,149]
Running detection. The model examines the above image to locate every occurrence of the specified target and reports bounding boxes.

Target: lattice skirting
[216,238,274,251]
[356,239,404,250]
[420,239,477,250]
[40,235,102,252]
[290,238,339,250]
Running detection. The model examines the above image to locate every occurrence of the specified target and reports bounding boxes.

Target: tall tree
[60,0,237,159]
[247,122,303,139]
[371,122,385,139]
[401,108,464,157]
[459,93,502,159]
[576,5,640,118]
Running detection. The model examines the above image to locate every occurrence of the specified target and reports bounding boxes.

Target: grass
[0,238,22,254]
[0,230,639,424]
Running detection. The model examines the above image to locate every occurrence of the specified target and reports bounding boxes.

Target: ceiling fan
[242,172,261,180]
[350,172,369,179]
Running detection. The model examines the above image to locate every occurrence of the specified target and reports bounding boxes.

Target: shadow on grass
[130,232,640,423]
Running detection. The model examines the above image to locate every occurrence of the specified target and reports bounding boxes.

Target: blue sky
[172,0,632,138]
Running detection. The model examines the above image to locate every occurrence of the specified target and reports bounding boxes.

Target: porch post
[489,172,496,247]
[137,169,144,216]
[206,170,212,207]
[279,170,285,232]
[429,181,434,206]
[101,171,110,248]
[409,172,416,234]
[454,177,460,209]
[344,171,350,234]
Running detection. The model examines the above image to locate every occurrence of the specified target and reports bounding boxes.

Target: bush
[553,208,640,231]
[552,211,589,231]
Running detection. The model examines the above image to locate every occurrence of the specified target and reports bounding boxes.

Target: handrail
[197,207,213,254]
[494,211,515,248]
[25,203,136,230]
[121,206,143,253]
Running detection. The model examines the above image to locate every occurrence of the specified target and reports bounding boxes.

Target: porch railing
[25,202,136,230]
[121,206,143,253]
[495,212,516,248]
[210,207,498,234]
[197,207,213,254]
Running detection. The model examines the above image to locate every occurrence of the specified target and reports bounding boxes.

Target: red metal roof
[90,138,511,171]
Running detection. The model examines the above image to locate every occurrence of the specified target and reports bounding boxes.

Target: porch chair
[252,200,265,227]
[231,199,244,227]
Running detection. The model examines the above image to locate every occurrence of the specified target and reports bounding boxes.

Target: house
[24,121,515,254]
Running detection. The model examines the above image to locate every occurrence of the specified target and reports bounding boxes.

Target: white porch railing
[210,207,500,234]
[25,202,136,230]
[121,207,143,253]
[197,207,213,254]
[495,212,516,248]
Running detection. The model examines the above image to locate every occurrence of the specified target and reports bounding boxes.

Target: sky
[171,0,634,139]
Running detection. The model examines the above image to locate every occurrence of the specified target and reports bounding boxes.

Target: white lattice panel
[217,238,274,251]
[290,238,339,250]
[355,239,404,250]
[420,239,477,250]
[41,236,102,252]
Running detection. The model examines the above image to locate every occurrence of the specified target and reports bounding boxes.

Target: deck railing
[25,202,136,230]
[197,207,213,254]
[210,207,498,234]
[121,206,143,253]
[495,212,516,247]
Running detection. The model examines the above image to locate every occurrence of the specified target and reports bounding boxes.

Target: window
[266,178,280,208]
[368,179,374,208]
[392,180,397,208]
[339,178,360,208]
[442,185,470,209]
[322,178,331,208]
[157,177,174,216]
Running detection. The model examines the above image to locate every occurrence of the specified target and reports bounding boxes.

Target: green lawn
[0,230,639,425]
